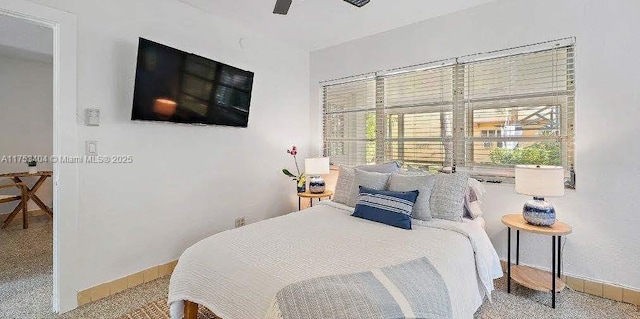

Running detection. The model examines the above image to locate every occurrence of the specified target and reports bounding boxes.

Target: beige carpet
[0,216,170,319]
[0,215,54,318]
[121,276,639,319]
[117,300,218,319]
[2,216,638,318]
[479,276,639,318]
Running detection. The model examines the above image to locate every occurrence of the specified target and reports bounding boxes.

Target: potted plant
[27,159,38,174]
[282,146,306,193]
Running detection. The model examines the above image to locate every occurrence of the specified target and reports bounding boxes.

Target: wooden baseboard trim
[78,259,639,307]
[77,260,178,306]
[500,260,640,306]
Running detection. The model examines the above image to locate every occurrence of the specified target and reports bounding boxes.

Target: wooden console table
[1,171,53,229]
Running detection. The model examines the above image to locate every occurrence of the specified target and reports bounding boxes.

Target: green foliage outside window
[365,114,376,163]
[488,140,561,166]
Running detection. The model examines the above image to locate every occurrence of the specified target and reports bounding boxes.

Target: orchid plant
[282,146,306,188]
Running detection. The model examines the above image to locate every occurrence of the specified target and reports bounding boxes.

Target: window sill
[441,166,575,189]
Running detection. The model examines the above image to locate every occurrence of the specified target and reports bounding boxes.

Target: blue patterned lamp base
[523,197,556,226]
[309,176,326,194]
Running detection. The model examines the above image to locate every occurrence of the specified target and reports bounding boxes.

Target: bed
[168,200,502,319]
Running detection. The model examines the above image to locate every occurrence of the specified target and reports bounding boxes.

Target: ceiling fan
[273,0,370,15]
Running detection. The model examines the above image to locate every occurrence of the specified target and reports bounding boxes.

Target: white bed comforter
[169,201,502,319]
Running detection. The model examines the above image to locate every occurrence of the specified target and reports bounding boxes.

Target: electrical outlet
[85,140,98,156]
[235,217,245,228]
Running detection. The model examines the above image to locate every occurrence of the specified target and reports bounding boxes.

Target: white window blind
[322,39,576,185]
[382,65,455,171]
[323,79,377,166]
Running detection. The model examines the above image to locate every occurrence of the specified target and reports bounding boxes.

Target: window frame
[322,39,576,187]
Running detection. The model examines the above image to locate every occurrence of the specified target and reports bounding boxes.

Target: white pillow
[464,178,485,219]
[465,200,484,219]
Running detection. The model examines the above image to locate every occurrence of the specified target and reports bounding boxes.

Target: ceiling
[0,14,52,63]
[180,0,495,51]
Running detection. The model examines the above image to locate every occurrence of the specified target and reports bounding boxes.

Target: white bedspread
[169,201,502,319]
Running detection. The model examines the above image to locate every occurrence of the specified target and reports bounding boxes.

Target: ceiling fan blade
[344,0,370,7]
[273,0,292,15]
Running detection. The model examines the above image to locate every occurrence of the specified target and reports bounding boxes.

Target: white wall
[0,54,53,213]
[0,13,53,61]
[310,0,640,290]
[25,0,310,292]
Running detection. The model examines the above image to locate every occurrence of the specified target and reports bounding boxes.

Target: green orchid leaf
[282,169,296,178]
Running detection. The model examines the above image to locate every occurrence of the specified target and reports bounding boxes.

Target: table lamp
[305,157,330,194]
[515,165,565,226]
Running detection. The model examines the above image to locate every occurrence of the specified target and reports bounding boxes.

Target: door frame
[0,0,79,313]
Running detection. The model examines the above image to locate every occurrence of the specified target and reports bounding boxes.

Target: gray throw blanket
[265,257,452,319]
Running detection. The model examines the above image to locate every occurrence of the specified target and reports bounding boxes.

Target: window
[481,130,503,149]
[323,79,377,166]
[323,39,575,185]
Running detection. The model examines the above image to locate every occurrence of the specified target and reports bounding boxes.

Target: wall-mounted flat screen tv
[131,38,254,127]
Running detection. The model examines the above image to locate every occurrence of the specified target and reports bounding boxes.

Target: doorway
[0,13,55,318]
[0,0,79,314]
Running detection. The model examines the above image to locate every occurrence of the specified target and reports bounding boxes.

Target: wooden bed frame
[184,300,199,319]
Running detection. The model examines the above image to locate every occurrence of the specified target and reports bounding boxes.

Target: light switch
[85,140,98,156]
[85,108,100,126]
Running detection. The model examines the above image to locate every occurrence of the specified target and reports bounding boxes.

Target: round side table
[297,190,333,211]
[502,214,572,308]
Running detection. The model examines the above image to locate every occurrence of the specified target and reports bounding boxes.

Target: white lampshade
[515,165,565,197]
[305,157,330,175]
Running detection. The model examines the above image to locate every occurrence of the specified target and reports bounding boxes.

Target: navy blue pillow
[352,186,419,230]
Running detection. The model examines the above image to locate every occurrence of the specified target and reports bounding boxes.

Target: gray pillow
[333,166,355,206]
[430,172,469,222]
[355,161,401,174]
[347,169,391,207]
[387,173,437,221]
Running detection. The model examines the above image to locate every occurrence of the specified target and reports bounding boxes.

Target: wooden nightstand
[297,190,333,211]
[502,214,572,308]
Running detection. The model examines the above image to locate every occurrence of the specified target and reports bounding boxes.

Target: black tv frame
[131,38,255,128]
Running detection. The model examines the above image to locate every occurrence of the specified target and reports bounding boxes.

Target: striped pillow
[352,186,419,230]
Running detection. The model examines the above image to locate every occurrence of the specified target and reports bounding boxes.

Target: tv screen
[131,38,254,127]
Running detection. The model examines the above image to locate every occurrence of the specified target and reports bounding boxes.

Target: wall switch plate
[235,217,246,228]
[85,140,98,156]
[85,108,100,126]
